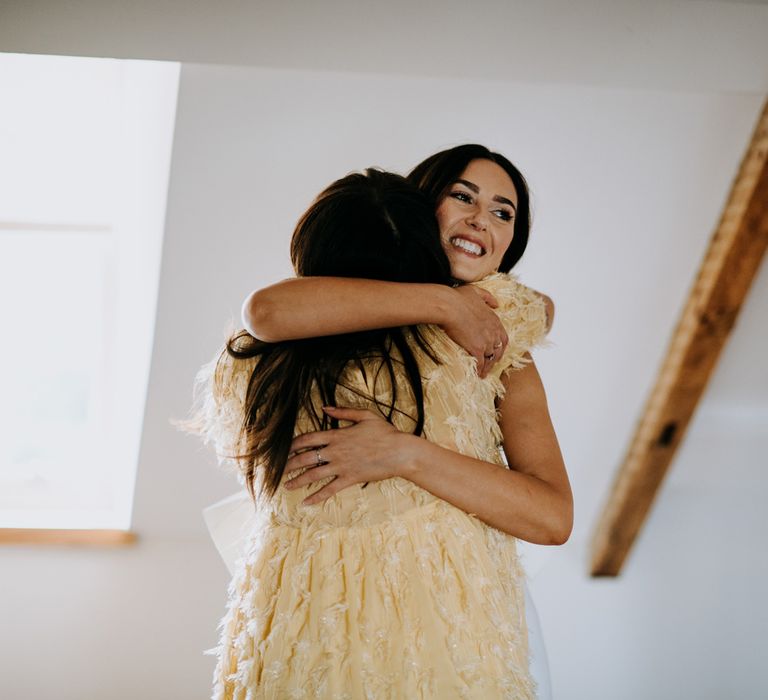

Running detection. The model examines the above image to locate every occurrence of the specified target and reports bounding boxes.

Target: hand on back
[440,285,508,377]
[282,407,412,505]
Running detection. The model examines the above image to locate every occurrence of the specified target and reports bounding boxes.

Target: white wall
[0,540,229,698]
[534,254,768,699]
[1,2,768,699]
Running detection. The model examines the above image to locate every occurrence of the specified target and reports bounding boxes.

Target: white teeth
[451,237,484,256]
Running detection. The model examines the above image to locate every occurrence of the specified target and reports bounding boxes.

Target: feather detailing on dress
[193,273,550,699]
[475,272,551,378]
[417,272,551,464]
[210,498,538,700]
[179,325,257,486]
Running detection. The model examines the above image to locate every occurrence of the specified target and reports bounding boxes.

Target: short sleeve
[471,272,551,381]
[181,342,257,479]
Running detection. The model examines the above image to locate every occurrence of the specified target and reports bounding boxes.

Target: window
[0,53,180,532]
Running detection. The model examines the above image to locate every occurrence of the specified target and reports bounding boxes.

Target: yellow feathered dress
[194,273,549,700]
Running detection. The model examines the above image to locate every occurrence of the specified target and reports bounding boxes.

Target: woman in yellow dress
[193,154,572,699]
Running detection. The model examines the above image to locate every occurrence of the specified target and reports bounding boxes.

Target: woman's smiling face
[436,158,518,282]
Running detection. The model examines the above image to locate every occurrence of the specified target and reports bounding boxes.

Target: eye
[449,190,473,204]
[492,209,514,222]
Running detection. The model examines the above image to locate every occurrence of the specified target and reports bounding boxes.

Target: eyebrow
[454,178,517,211]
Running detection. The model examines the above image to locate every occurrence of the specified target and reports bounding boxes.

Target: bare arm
[400,358,570,543]
[284,358,572,545]
[244,278,554,337]
[242,278,455,341]
[242,277,510,377]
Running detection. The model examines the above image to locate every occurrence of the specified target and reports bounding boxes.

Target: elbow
[546,495,573,546]
[241,291,281,342]
[548,521,572,546]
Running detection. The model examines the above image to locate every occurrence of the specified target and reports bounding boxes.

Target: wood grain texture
[590,98,768,576]
[0,529,138,546]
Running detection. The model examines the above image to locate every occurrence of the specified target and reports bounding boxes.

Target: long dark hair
[408,144,531,272]
[225,169,452,499]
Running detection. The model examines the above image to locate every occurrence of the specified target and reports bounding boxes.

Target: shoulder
[184,336,259,468]
[472,273,552,378]
[472,272,550,326]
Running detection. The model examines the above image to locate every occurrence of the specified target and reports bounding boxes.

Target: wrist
[430,284,459,328]
[396,433,426,481]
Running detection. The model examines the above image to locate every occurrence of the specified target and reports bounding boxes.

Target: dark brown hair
[223,169,452,500]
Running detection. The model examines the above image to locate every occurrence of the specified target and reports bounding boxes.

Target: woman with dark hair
[243,144,549,377]
[240,145,566,520]
[228,145,569,698]
[193,157,570,698]
[409,143,532,272]
[202,169,452,503]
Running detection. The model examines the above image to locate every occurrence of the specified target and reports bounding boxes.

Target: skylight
[0,53,180,530]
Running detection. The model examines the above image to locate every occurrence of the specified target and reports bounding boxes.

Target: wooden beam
[590,98,768,577]
[0,529,137,546]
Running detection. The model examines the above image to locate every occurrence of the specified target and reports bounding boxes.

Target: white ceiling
[1,0,768,92]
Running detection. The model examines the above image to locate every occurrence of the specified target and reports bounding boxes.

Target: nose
[467,208,489,231]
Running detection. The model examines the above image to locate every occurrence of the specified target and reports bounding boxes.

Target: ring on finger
[315,449,323,466]
[484,352,495,360]
[494,341,503,349]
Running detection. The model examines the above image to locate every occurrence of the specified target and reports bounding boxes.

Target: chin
[453,270,487,284]
[446,250,495,283]
[451,261,491,283]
